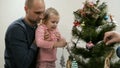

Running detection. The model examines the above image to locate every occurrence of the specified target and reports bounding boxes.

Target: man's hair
[25,0,34,8]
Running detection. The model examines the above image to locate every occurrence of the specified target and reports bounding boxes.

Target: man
[4,0,45,68]
[104,31,120,58]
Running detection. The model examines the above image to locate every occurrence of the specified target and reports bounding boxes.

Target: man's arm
[6,26,37,68]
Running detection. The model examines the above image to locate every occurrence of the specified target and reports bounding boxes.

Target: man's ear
[24,6,28,13]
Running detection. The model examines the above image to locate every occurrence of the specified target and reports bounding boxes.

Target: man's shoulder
[6,18,27,34]
[5,18,26,37]
[12,18,24,26]
[9,18,25,29]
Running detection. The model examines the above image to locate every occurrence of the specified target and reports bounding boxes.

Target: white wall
[0,0,120,68]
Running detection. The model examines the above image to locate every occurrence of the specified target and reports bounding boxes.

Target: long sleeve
[116,47,120,58]
[35,25,55,48]
[35,25,64,62]
[5,25,37,68]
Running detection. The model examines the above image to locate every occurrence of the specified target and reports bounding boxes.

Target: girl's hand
[53,39,67,48]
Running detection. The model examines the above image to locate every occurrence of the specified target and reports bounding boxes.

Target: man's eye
[35,12,45,15]
[35,12,41,14]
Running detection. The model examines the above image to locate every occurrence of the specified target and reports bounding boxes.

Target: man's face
[26,0,45,24]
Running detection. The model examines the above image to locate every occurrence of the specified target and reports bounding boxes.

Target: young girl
[35,7,67,68]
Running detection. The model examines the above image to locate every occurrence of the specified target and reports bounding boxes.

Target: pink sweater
[35,24,61,62]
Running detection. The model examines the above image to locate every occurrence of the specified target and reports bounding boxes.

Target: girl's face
[46,13,59,31]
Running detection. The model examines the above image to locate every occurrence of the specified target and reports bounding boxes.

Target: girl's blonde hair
[42,7,59,24]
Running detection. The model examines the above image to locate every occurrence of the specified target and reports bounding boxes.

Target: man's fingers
[106,39,115,45]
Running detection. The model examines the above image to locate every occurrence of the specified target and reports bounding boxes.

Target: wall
[0,0,120,68]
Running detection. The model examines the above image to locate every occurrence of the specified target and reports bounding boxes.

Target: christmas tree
[66,0,120,68]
